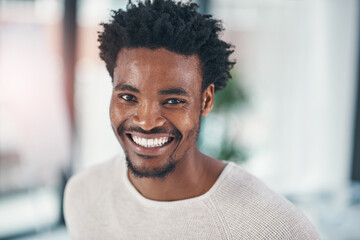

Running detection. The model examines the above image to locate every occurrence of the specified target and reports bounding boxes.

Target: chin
[125,155,177,179]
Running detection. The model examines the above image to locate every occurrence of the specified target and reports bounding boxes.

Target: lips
[125,132,176,156]
[131,135,173,148]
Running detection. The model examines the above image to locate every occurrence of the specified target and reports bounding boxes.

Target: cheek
[109,97,126,125]
[181,103,202,128]
[109,99,129,145]
[166,108,201,135]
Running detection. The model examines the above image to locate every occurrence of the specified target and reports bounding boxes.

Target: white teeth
[131,135,170,148]
[141,138,146,147]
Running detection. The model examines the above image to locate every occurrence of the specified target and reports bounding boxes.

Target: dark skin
[110,47,225,201]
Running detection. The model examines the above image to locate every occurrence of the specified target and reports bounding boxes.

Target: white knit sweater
[64,156,320,239]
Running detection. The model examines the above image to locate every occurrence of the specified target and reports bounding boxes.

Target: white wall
[213,0,358,193]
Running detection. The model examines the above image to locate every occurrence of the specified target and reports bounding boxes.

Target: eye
[165,98,185,105]
[119,94,136,102]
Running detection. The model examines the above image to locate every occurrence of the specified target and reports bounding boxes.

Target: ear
[201,84,215,117]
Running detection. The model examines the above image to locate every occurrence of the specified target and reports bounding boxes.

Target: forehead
[113,48,202,93]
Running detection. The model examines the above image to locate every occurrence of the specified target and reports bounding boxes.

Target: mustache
[117,125,181,137]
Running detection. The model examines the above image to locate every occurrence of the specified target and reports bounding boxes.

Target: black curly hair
[98,0,235,92]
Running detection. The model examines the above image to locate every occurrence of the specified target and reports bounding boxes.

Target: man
[64,0,320,239]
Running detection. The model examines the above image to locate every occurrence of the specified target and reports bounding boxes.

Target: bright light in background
[0,0,70,238]
[212,0,358,192]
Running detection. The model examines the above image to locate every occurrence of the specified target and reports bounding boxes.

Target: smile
[131,135,173,148]
[126,133,174,149]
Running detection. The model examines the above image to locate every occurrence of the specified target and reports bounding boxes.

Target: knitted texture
[64,156,320,240]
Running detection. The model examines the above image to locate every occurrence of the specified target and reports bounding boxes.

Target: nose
[132,102,166,131]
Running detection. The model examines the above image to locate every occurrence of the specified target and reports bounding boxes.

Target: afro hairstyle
[98,0,235,92]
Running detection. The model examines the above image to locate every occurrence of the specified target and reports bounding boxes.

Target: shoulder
[63,156,120,233]
[64,157,118,199]
[211,162,320,239]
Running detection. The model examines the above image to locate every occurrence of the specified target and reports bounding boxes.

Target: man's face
[110,47,210,178]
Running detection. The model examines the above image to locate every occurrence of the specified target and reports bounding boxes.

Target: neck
[127,148,225,201]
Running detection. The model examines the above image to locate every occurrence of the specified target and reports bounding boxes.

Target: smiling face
[110,47,214,179]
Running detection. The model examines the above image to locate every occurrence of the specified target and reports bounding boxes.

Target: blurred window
[0,0,71,238]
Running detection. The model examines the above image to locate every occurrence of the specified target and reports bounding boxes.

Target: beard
[117,113,203,180]
[125,155,177,179]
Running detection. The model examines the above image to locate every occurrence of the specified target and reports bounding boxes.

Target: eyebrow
[158,87,190,97]
[114,84,190,97]
[114,83,140,93]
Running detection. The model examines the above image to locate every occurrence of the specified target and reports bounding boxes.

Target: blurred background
[0,0,359,239]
